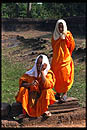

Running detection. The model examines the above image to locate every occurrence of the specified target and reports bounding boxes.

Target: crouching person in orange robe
[15,54,56,119]
[51,19,75,102]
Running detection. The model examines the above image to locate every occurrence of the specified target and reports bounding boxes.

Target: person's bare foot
[42,111,51,118]
[59,93,67,103]
[13,114,26,121]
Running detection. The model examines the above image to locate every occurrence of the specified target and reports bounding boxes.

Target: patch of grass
[1,55,26,104]
[68,62,86,107]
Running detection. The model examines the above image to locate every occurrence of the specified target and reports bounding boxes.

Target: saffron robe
[51,31,75,93]
[15,70,56,117]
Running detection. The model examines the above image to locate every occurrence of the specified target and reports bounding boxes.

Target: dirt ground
[2,29,86,66]
[1,108,86,128]
[1,120,86,128]
[1,29,86,128]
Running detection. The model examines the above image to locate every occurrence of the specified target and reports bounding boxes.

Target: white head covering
[25,54,50,77]
[53,19,67,40]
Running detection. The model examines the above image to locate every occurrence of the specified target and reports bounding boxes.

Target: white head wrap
[53,19,67,40]
[25,54,50,77]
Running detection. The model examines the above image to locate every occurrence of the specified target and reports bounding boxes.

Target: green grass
[68,62,86,107]
[1,55,26,104]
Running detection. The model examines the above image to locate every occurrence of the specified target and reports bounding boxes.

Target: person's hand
[41,63,47,72]
[30,80,39,92]
[60,32,66,39]
[40,63,47,82]
[32,80,39,87]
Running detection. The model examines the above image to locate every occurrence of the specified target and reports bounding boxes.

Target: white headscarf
[25,54,51,77]
[53,19,67,40]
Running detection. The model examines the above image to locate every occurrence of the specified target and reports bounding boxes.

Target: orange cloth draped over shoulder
[51,31,75,93]
[15,70,56,117]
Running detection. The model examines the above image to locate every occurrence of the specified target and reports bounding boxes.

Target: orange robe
[51,31,75,93]
[15,70,56,117]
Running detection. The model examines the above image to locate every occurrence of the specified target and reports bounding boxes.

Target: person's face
[36,57,42,72]
[58,23,63,33]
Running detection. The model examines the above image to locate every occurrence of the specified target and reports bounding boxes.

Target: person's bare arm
[20,81,32,88]
[20,80,39,89]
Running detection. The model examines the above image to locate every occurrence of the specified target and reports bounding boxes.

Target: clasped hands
[59,32,66,39]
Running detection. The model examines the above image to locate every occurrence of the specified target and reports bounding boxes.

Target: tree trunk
[27,3,32,18]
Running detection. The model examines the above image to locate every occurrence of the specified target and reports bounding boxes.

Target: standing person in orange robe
[15,54,56,119]
[51,19,75,102]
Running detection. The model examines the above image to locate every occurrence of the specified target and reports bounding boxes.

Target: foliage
[1,2,86,19]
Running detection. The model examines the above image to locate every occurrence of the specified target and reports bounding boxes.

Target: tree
[1,3,86,19]
[27,3,32,17]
